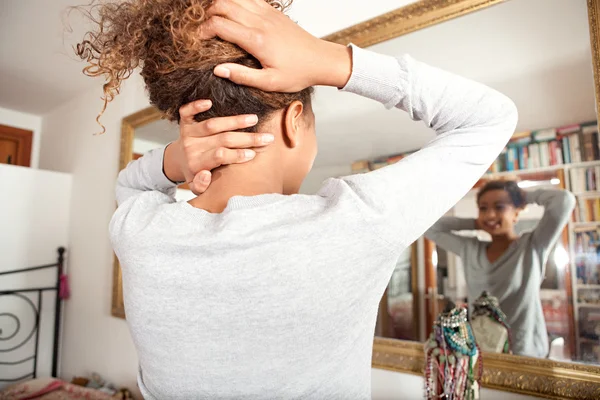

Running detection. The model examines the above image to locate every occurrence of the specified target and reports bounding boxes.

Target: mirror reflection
[309,0,597,364]
[134,119,194,202]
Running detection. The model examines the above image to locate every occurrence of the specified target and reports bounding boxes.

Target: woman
[426,180,575,358]
[77,0,517,398]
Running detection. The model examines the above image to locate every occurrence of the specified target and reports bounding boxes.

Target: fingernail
[201,171,211,183]
[246,115,258,125]
[214,65,231,78]
[261,134,275,143]
[198,100,212,108]
[244,150,256,159]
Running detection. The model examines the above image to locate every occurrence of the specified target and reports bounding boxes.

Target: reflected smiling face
[477,189,521,236]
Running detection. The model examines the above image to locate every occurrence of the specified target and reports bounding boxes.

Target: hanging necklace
[472,291,512,353]
[425,307,482,400]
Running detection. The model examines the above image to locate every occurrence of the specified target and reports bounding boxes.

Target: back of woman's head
[477,180,526,208]
[75,0,312,132]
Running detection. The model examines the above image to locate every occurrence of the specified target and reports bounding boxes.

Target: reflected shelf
[578,303,600,309]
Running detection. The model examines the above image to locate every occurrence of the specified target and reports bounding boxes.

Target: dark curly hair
[74,0,313,133]
[477,180,526,208]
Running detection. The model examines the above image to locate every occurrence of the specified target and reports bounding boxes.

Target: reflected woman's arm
[425,216,478,256]
[528,188,576,263]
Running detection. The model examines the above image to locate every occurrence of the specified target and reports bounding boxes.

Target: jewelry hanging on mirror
[425,306,482,400]
[472,291,512,354]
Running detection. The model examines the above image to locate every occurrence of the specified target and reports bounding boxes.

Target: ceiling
[133,0,596,168]
[0,0,406,116]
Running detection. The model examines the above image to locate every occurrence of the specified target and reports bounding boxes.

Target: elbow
[495,93,519,137]
[504,96,519,130]
[563,190,577,211]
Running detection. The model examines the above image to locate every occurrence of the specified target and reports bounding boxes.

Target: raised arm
[335,47,517,249]
[527,188,576,261]
[425,217,478,257]
[115,146,178,207]
[199,0,517,250]
[115,101,276,207]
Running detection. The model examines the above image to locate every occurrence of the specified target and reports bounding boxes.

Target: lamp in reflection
[518,178,560,189]
[553,245,569,271]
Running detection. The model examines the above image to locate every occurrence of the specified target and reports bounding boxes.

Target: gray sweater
[110,45,517,399]
[425,189,576,358]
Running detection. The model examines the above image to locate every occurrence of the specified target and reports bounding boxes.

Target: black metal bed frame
[0,247,66,384]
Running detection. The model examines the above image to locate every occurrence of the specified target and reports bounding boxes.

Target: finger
[188,171,212,195]
[200,16,260,51]
[207,0,262,27]
[208,131,275,149]
[179,100,212,125]
[201,147,257,171]
[214,64,278,91]
[187,114,258,138]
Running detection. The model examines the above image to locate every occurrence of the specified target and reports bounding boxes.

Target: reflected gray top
[425,188,575,358]
[110,45,517,400]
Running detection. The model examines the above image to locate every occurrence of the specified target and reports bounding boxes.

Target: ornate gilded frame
[112,0,600,397]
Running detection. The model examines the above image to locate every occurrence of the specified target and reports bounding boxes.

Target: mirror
[315,0,595,360]
[313,0,600,397]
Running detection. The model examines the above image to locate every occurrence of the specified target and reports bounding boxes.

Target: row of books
[575,198,600,223]
[488,121,598,173]
[574,230,600,255]
[570,167,600,193]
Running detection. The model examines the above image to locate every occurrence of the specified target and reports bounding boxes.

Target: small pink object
[59,274,71,299]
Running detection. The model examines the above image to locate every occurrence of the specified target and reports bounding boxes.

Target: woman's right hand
[163,100,275,195]
[200,0,353,91]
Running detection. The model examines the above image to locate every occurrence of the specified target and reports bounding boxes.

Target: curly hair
[74,0,313,133]
[477,180,526,208]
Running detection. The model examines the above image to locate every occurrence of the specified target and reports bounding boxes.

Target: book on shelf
[487,120,598,174]
[570,166,600,193]
[574,229,600,286]
[351,160,370,173]
[574,197,600,222]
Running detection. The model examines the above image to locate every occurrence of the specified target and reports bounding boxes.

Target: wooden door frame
[0,124,33,167]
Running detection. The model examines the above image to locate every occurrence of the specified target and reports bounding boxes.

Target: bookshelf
[486,120,600,364]
[351,119,600,364]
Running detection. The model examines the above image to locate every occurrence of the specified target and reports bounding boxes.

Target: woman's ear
[282,101,305,149]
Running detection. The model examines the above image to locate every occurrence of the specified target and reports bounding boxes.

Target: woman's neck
[188,162,284,213]
[490,231,519,247]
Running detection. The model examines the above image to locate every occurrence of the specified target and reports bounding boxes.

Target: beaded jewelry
[425,306,482,400]
[472,291,512,353]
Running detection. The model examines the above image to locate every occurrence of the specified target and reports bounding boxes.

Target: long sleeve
[527,188,576,261]
[110,146,177,248]
[330,46,518,250]
[425,217,477,256]
[115,146,177,207]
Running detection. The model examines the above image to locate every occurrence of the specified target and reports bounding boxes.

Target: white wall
[0,106,42,168]
[371,369,542,400]
[289,0,416,37]
[0,164,72,385]
[39,76,148,391]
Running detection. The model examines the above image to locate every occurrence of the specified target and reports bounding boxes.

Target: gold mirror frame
[113,0,600,397]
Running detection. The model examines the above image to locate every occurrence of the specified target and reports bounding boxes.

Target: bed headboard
[0,247,66,384]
